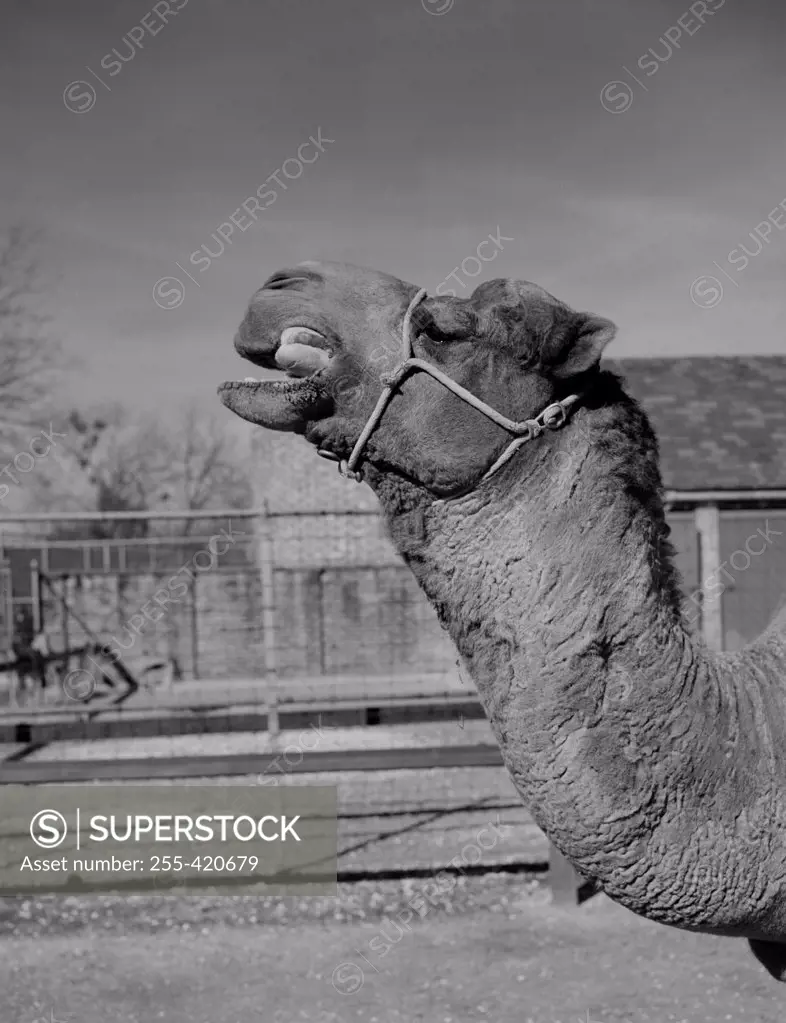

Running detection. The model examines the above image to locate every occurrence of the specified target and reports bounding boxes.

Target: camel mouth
[218,325,336,430]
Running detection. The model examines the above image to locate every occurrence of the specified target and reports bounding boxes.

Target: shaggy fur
[219,261,786,980]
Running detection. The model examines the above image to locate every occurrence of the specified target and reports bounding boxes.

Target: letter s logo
[30,809,68,848]
[62,81,97,114]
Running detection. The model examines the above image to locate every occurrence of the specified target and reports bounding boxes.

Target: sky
[1,0,785,426]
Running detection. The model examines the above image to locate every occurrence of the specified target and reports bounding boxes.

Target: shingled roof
[609,356,786,492]
[254,355,786,511]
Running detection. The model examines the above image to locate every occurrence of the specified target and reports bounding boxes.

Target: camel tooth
[275,343,331,377]
[280,326,325,346]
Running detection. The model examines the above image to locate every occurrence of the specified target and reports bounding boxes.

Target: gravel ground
[3,880,785,1023]
[4,727,785,1020]
[0,871,542,937]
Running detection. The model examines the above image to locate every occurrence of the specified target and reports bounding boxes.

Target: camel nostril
[263,274,313,291]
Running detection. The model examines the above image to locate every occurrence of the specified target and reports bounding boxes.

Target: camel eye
[411,304,476,346]
[417,329,448,346]
[416,326,467,347]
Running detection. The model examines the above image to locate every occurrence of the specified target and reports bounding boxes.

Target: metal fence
[0,508,456,710]
[262,510,453,689]
[0,503,784,712]
[0,512,262,709]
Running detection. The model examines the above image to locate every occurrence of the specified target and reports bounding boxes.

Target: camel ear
[551,313,617,379]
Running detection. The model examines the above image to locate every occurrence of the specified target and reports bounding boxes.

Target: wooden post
[548,842,589,904]
[695,504,724,651]
[30,560,41,633]
[190,575,199,679]
[257,503,280,743]
[317,568,327,676]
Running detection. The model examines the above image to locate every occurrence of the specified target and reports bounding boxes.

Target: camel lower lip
[218,375,331,430]
[219,377,318,393]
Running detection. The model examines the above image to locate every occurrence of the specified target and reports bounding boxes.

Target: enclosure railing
[0,495,783,715]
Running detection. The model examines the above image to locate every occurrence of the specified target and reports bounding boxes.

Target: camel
[219,261,786,980]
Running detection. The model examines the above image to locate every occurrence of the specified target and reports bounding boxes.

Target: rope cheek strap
[317,287,582,489]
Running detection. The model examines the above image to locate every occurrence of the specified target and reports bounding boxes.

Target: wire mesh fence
[0,508,459,712]
[0,504,783,715]
[0,512,263,710]
[264,510,455,694]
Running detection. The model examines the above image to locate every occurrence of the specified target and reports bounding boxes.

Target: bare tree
[30,403,252,535]
[156,404,253,514]
[0,227,60,442]
[62,405,157,537]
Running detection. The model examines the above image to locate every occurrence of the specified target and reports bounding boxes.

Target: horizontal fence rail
[0,502,784,715]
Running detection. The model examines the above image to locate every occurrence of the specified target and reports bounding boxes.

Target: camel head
[219,261,617,496]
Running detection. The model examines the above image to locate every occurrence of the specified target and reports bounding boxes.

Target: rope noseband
[317,288,582,492]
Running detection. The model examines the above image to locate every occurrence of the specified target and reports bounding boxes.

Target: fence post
[190,575,199,679]
[30,559,41,633]
[0,559,12,654]
[695,504,723,651]
[548,843,588,904]
[257,503,280,742]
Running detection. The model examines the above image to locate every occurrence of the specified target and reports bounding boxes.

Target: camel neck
[367,397,731,869]
[375,432,699,704]
[371,410,701,697]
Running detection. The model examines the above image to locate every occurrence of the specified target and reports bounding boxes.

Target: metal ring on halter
[338,460,362,482]
[541,402,570,429]
[317,448,362,481]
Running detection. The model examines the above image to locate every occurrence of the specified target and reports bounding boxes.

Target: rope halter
[316,287,582,489]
